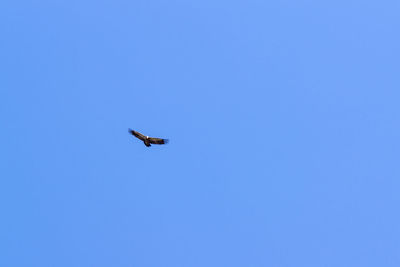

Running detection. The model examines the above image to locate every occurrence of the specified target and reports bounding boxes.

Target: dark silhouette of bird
[129,129,169,147]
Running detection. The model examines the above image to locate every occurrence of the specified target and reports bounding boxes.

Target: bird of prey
[129,129,169,147]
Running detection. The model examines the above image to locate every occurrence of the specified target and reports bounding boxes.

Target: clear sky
[1,0,400,266]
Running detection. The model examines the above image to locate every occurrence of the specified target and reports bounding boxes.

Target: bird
[129,129,169,147]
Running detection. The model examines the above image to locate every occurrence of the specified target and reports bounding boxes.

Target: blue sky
[1,0,400,266]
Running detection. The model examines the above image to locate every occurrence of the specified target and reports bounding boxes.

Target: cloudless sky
[1,0,400,266]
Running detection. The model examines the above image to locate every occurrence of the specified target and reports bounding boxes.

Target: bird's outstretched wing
[148,137,169,145]
[129,129,146,141]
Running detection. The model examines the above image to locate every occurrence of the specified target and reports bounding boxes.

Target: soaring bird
[129,129,169,147]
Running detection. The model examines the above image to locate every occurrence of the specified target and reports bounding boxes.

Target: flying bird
[129,129,169,147]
